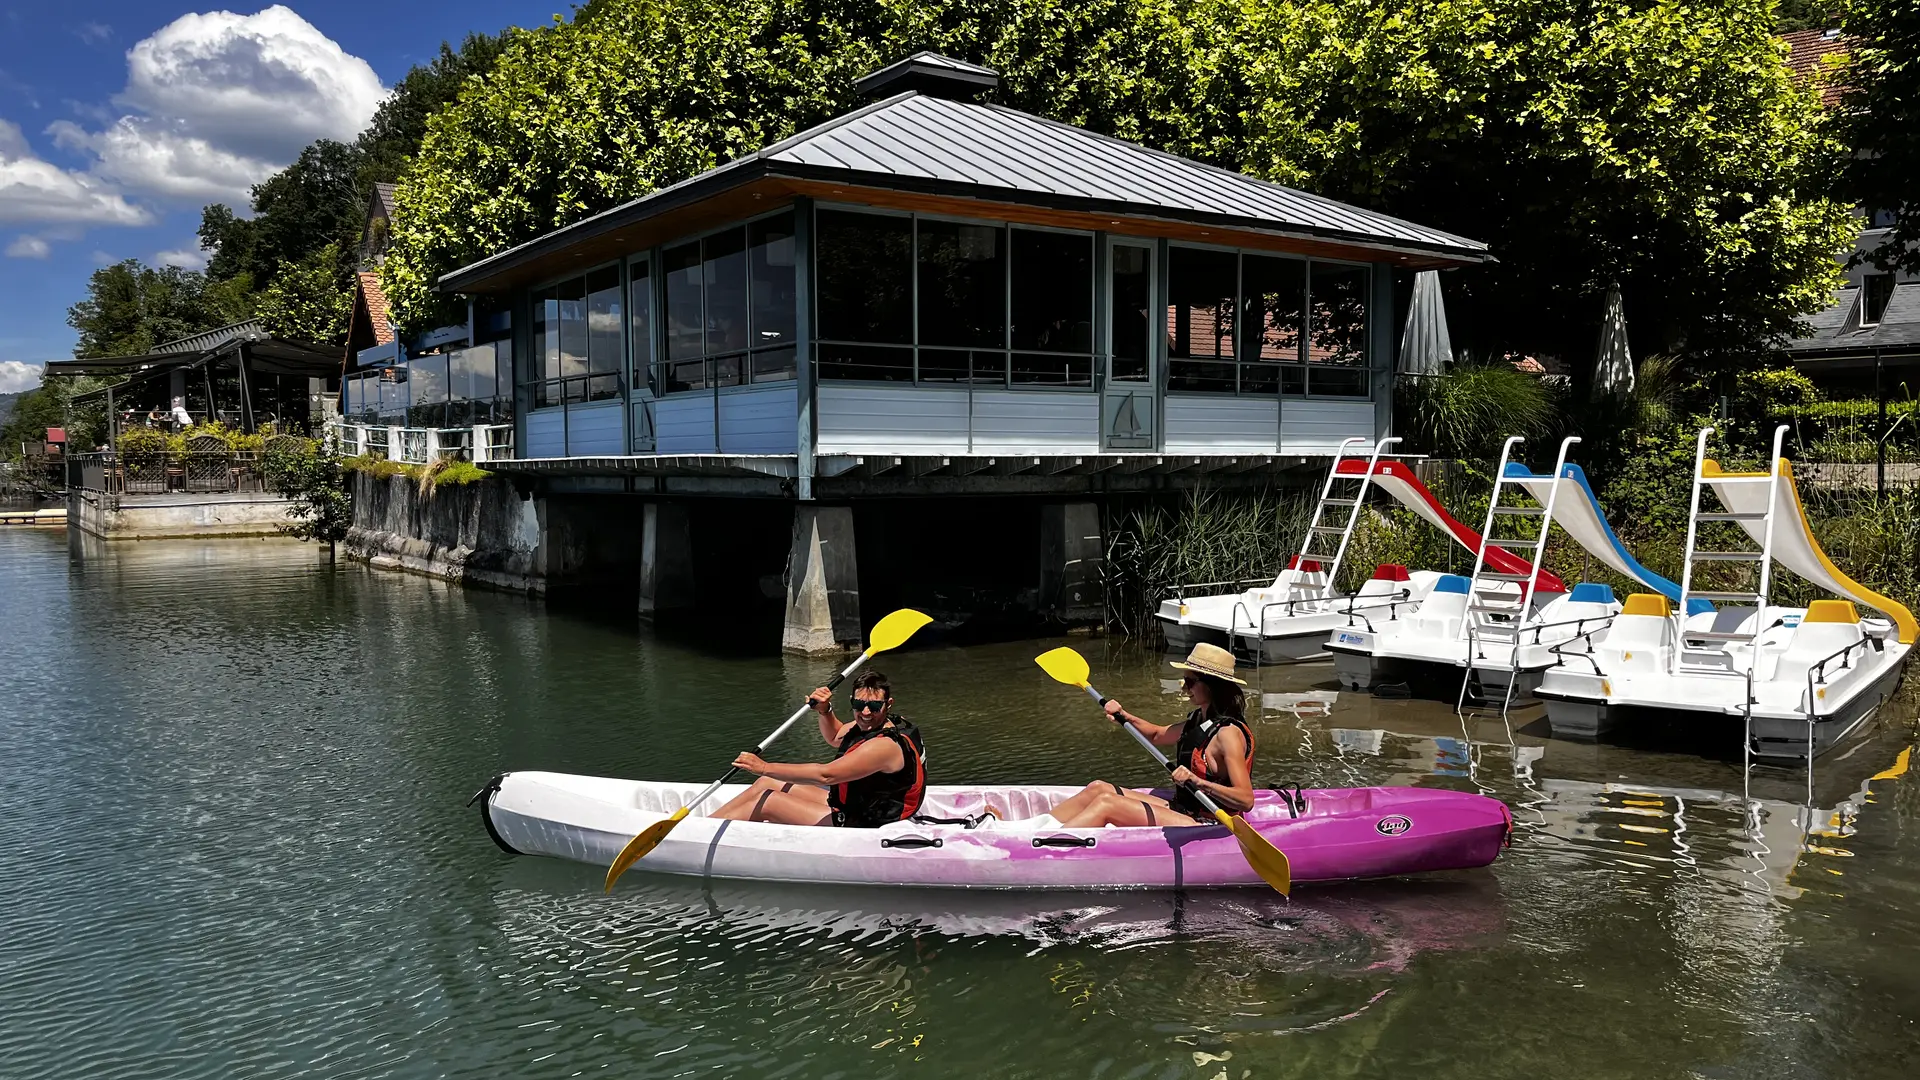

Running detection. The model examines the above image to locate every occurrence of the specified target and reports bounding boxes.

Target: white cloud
[0,119,152,226]
[50,117,277,203]
[70,6,386,204]
[5,234,50,258]
[0,360,44,393]
[76,21,112,46]
[156,245,208,270]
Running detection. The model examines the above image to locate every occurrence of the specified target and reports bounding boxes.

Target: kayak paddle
[604,607,934,893]
[1033,646,1291,897]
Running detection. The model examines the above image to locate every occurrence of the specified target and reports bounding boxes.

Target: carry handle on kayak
[603,609,934,893]
[1033,646,1290,897]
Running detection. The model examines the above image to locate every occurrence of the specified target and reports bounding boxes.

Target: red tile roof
[1781,29,1850,106]
[356,272,395,345]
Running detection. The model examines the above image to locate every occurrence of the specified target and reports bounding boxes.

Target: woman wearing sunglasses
[711,672,928,827]
[1044,643,1256,829]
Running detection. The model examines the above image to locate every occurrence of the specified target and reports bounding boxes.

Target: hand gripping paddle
[603,609,933,893]
[1034,646,1290,896]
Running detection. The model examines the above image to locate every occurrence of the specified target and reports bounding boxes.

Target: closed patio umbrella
[1594,284,1635,396]
[1397,270,1453,376]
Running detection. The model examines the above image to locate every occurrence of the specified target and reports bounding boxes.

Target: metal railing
[329,421,515,464]
[66,451,271,495]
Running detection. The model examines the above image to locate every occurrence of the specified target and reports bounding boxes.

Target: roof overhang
[439,156,1492,297]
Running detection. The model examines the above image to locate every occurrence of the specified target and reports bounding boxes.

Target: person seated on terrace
[712,672,927,827]
[1044,643,1256,829]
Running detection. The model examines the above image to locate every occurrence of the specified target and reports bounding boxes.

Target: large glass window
[586,265,622,401]
[918,218,1005,383]
[1010,229,1093,386]
[749,213,797,382]
[1167,247,1238,393]
[1165,246,1369,398]
[1308,263,1369,397]
[653,213,799,393]
[817,209,913,381]
[1110,243,1153,382]
[529,267,626,406]
[1241,254,1305,396]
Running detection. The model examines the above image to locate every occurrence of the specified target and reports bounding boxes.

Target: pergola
[45,321,341,445]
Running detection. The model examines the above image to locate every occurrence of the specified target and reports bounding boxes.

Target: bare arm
[733,737,904,788]
[1102,699,1184,747]
[807,686,852,746]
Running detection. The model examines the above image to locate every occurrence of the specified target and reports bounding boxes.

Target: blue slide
[1505,462,1701,609]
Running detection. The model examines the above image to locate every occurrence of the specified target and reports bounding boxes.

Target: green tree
[66,260,227,358]
[264,437,353,560]
[1841,0,1920,274]
[1230,0,1854,370]
[1776,0,1845,34]
[199,140,365,290]
[383,0,895,325]
[383,0,1849,375]
[356,32,509,188]
[255,242,353,344]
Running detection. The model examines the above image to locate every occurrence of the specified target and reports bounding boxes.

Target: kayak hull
[482,774,1511,890]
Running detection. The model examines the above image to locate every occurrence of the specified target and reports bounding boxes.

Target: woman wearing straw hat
[1045,643,1257,829]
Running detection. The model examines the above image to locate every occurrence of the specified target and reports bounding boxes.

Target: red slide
[1335,459,1567,593]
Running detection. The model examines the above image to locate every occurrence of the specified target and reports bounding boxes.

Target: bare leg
[724,787,834,826]
[710,778,828,822]
[1047,780,1172,823]
[1055,791,1200,829]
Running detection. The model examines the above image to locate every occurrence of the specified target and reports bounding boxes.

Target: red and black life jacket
[1171,709,1254,818]
[828,716,927,828]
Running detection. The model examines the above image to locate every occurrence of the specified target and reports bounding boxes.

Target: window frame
[1164,241,1373,402]
[649,206,804,396]
[813,201,1098,392]
[521,258,627,410]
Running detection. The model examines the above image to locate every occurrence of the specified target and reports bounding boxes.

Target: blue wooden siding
[718,385,798,454]
[525,408,566,459]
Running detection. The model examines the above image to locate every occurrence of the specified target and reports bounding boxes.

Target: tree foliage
[1841,0,1920,275]
[383,0,1849,379]
[264,436,353,557]
[255,242,353,344]
[66,260,231,358]
[357,32,509,189]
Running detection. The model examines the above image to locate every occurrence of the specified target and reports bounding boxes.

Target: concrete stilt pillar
[1041,501,1105,623]
[783,505,861,655]
[638,501,695,616]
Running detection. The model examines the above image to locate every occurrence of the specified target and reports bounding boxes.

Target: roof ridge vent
[855,51,999,101]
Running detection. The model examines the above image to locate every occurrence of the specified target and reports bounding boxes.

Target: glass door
[1103,240,1157,450]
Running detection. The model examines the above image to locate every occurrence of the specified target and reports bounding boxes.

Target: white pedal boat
[477,773,1512,891]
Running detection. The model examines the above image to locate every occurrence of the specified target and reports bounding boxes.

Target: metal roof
[853,51,1000,99]
[439,89,1489,293]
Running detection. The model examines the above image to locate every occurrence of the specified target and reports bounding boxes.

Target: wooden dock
[0,507,65,527]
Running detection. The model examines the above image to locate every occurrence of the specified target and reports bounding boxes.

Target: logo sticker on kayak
[1337,632,1367,645]
[1375,815,1412,836]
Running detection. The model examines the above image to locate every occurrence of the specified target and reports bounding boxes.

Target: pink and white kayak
[478,773,1512,890]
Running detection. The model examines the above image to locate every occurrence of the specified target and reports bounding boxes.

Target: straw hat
[1169,642,1248,686]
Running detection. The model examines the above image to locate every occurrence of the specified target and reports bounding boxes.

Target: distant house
[1778,29,1919,384]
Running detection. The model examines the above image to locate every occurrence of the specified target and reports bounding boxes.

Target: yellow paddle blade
[1218,810,1292,897]
[1034,647,1091,688]
[868,609,934,654]
[604,806,690,893]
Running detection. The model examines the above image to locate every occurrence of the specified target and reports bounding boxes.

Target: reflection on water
[3,529,1918,1079]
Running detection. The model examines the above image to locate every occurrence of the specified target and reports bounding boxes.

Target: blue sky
[0,2,556,392]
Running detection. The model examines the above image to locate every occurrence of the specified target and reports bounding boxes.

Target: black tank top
[828,716,927,828]
[1170,709,1254,818]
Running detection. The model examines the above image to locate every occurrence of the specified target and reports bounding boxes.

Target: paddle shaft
[680,649,875,814]
[1078,683,1230,820]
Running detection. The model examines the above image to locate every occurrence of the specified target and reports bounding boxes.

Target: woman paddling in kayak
[710,672,928,827]
[1045,643,1256,828]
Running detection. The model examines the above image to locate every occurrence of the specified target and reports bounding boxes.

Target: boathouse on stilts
[340,53,1492,651]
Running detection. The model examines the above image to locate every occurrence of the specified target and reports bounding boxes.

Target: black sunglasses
[850,698,889,713]
[1181,675,1202,688]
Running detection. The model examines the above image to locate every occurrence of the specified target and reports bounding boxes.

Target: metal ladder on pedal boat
[1234,436,1400,651]
[1454,435,1579,718]
[1676,424,1789,763]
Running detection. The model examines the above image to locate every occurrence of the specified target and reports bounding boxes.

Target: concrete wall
[344,471,545,591]
[67,489,295,540]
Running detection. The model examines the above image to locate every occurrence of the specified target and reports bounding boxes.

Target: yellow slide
[1703,458,1917,644]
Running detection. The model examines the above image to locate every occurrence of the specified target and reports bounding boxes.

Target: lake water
[3,529,1916,1079]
